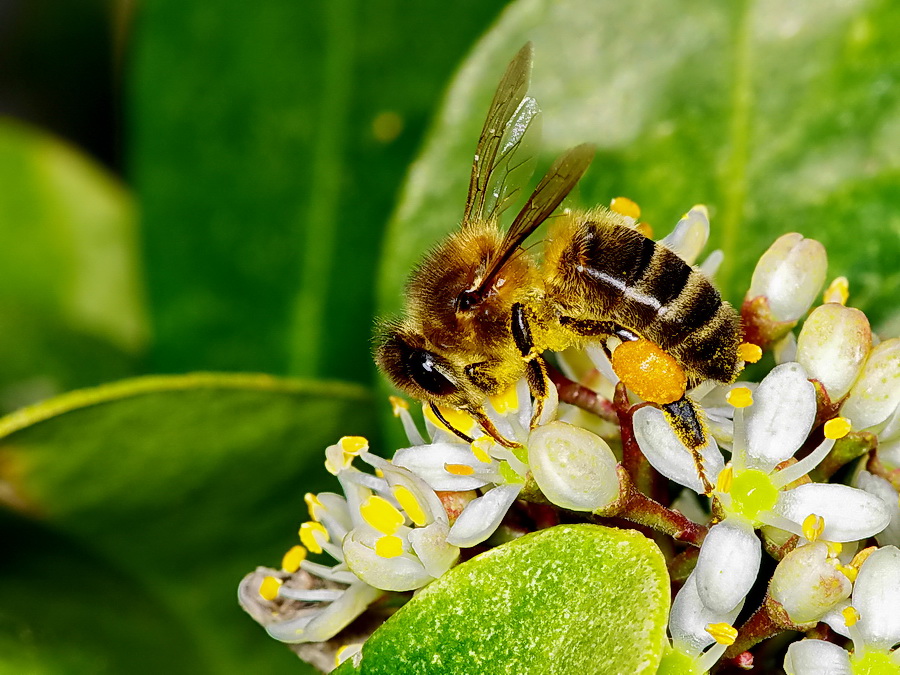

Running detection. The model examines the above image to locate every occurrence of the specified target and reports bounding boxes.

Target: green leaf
[336,524,669,675]
[0,120,146,408]
[0,373,375,675]
[129,0,509,381]
[377,0,900,330]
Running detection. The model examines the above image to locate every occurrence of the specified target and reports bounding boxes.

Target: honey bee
[376,43,742,453]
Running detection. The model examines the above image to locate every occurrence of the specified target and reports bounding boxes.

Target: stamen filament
[772,437,836,488]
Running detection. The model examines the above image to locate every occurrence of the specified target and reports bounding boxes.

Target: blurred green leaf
[335,524,670,674]
[377,0,899,326]
[129,0,510,381]
[0,373,375,674]
[0,120,146,408]
[0,511,204,675]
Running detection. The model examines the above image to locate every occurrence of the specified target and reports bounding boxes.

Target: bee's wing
[477,143,595,291]
[463,42,537,226]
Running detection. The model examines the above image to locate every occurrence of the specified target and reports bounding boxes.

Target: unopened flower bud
[527,421,619,511]
[841,338,900,433]
[769,542,852,624]
[796,304,871,400]
[747,234,827,322]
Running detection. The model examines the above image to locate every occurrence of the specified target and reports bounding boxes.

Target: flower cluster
[240,206,899,674]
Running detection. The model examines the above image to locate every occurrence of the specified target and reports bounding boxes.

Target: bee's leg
[511,303,553,427]
[660,396,713,494]
[428,403,476,444]
[559,316,638,343]
[467,408,522,448]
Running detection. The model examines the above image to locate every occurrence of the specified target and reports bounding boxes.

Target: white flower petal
[769,542,852,624]
[669,572,743,657]
[361,451,448,525]
[695,519,761,614]
[852,545,900,650]
[408,521,459,579]
[796,304,871,400]
[632,405,723,494]
[774,483,891,542]
[744,362,816,472]
[659,205,710,265]
[856,471,900,548]
[342,532,433,591]
[783,639,851,675]
[265,581,382,644]
[822,601,853,639]
[392,443,492,491]
[528,421,619,511]
[841,338,900,432]
[698,249,724,279]
[446,484,521,547]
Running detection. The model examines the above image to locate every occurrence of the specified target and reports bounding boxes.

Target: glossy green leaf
[129,0,509,381]
[377,0,900,327]
[336,524,670,675]
[0,374,375,674]
[0,120,146,408]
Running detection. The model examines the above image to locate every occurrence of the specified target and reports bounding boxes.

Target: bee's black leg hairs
[511,303,552,426]
[660,396,713,494]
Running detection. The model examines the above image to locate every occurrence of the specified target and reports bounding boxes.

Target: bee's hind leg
[660,396,714,494]
[510,303,552,428]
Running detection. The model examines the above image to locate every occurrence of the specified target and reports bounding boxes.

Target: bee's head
[374,323,468,408]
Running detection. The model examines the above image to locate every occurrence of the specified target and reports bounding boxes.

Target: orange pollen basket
[611,339,687,404]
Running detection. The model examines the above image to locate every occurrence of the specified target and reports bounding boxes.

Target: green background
[0,0,897,672]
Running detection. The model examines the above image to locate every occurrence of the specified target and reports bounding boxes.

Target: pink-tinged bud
[747,234,827,323]
[769,542,852,625]
[841,338,900,433]
[796,304,872,400]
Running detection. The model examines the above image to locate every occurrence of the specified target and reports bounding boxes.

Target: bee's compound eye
[406,350,457,396]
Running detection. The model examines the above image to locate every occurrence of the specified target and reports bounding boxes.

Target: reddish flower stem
[547,365,617,423]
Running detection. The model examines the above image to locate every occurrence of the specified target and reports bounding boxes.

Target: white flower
[634,363,891,615]
[660,570,743,674]
[786,546,900,674]
[856,471,900,548]
[746,233,827,323]
[393,378,620,546]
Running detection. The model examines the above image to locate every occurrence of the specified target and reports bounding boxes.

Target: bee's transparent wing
[463,42,535,226]
[476,143,596,292]
[482,96,542,222]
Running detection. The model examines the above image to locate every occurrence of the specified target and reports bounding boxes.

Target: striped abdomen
[543,213,741,386]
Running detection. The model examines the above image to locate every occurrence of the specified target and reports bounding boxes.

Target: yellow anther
[392,485,427,527]
[375,468,384,478]
[716,465,734,494]
[389,395,409,416]
[489,385,519,415]
[305,492,323,520]
[375,535,404,559]
[281,545,307,573]
[611,339,686,405]
[471,436,494,463]
[826,541,843,558]
[726,387,754,408]
[445,463,475,476]
[360,495,405,535]
[424,404,475,434]
[705,622,738,646]
[824,417,852,440]
[823,276,850,305]
[259,576,282,602]
[802,513,826,542]
[610,196,641,220]
[635,222,654,238]
[335,644,360,668]
[299,521,329,554]
[738,342,763,364]
[842,605,860,627]
[340,436,368,455]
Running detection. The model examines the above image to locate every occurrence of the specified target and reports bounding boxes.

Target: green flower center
[728,468,778,522]
[850,649,900,675]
